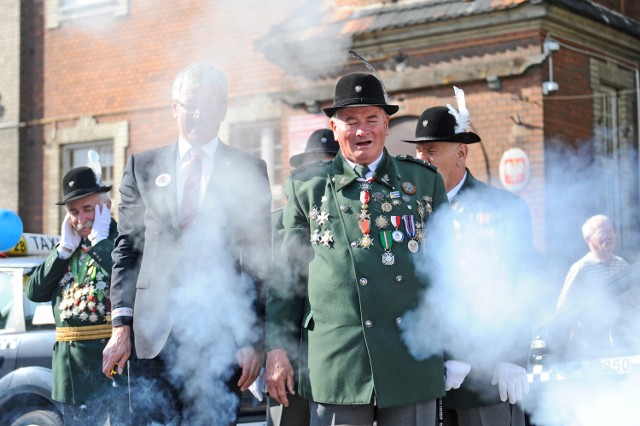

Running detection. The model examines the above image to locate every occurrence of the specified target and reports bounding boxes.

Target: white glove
[57,213,81,259]
[491,362,529,404]
[444,360,471,391]
[88,203,111,246]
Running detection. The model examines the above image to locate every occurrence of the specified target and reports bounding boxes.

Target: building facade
[1,0,639,279]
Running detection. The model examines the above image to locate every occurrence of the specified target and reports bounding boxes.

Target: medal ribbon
[360,190,370,205]
[402,215,417,239]
[360,220,371,235]
[380,230,393,251]
[70,247,92,285]
[391,215,401,229]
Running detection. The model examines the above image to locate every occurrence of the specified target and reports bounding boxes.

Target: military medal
[310,229,321,245]
[403,215,420,253]
[316,209,330,225]
[320,230,334,247]
[381,201,392,212]
[374,215,389,229]
[402,181,417,195]
[390,216,404,243]
[390,191,401,199]
[379,230,395,266]
[359,219,372,248]
[359,181,373,192]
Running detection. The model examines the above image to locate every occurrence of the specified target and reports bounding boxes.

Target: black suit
[110,140,271,424]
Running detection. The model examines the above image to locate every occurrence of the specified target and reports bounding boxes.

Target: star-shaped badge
[320,230,334,247]
[310,229,321,245]
[316,209,330,225]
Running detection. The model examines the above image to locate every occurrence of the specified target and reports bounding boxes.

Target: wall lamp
[543,36,560,95]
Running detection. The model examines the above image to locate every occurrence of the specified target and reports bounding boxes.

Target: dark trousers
[266,393,311,426]
[129,355,242,426]
[62,387,129,426]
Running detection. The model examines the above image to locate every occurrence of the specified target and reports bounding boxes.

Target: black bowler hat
[289,129,340,168]
[323,72,399,118]
[401,106,481,144]
[56,167,112,205]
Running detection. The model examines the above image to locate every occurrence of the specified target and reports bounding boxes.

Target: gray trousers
[311,398,437,426]
[443,402,525,426]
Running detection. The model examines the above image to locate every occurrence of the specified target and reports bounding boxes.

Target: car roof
[0,257,46,269]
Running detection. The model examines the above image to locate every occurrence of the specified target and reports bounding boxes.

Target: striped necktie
[355,164,370,178]
[180,148,202,231]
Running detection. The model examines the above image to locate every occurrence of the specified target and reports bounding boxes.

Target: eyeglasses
[174,99,219,115]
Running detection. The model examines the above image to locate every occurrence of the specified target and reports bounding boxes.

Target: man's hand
[444,360,471,391]
[491,362,529,404]
[102,325,132,378]
[236,347,262,392]
[266,349,295,407]
[88,203,111,246]
[57,213,81,259]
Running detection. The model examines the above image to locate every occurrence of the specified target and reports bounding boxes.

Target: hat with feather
[402,86,480,144]
[56,151,111,205]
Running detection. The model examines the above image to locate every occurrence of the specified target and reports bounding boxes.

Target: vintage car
[527,260,640,383]
[0,233,266,425]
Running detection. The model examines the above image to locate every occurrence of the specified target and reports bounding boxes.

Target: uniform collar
[333,149,395,191]
[447,169,467,201]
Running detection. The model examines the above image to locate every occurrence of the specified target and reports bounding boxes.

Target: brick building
[1,0,639,281]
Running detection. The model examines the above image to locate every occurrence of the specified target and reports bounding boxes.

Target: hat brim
[323,104,399,118]
[56,186,112,205]
[401,131,481,144]
[289,150,339,168]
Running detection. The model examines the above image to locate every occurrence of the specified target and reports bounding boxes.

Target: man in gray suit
[102,63,271,425]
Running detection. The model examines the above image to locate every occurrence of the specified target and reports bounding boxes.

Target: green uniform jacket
[25,220,118,404]
[267,150,448,408]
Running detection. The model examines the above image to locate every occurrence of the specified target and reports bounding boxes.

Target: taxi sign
[4,233,60,257]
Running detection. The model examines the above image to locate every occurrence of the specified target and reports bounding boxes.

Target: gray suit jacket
[110,141,271,359]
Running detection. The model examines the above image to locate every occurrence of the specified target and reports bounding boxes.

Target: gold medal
[381,201,393,212]
[360,234,373,248]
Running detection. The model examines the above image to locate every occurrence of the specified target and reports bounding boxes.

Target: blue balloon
[0,209,23,252]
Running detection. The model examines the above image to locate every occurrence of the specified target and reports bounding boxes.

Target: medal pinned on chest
[379,230,395,266]
[403,215,420,253]
[390,216,404,243]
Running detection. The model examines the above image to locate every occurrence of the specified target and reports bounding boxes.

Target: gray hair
[171,62,227,102]
[582,214,611,240]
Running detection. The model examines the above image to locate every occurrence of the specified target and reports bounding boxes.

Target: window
[46,0,129,29]
[591,57,639,255]
[46,116,128,233]
[229,121,283,203]
[62,140,114,189]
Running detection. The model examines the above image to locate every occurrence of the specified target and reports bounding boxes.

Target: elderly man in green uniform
[26,166,125,425]
[265,72,452,426]
[402,88,534,426]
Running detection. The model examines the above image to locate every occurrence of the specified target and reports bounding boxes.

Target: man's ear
[457,144,468,166]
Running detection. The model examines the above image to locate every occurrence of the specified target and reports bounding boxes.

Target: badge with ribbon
[379,230,395,266]
[402,214,419,253]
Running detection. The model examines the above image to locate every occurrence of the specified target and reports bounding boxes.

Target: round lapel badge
[155,173,172,187]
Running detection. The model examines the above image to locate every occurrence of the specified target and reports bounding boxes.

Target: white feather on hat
[446,86,471,134]
[87,150,103,187]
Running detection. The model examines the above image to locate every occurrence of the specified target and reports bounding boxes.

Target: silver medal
[382,251,395,266]
[392,230,404,243]
[407,239,419,253]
